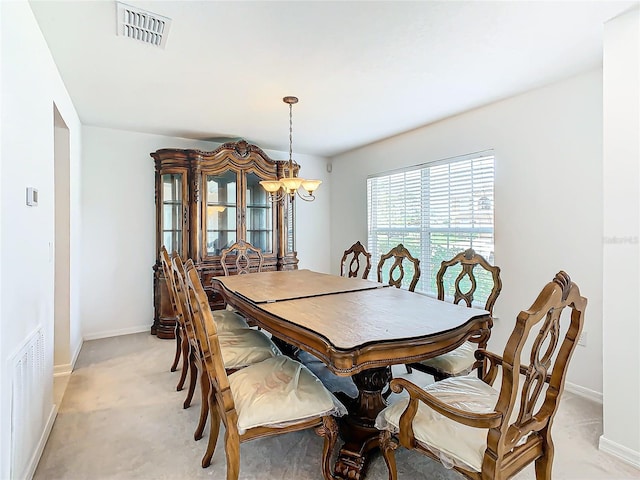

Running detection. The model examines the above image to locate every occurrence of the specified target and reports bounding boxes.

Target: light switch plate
[26,187,38,206]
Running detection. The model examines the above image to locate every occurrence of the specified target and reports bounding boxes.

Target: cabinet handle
[184,206,188,225]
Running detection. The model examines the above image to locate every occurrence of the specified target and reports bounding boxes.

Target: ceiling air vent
[116,2,171,49]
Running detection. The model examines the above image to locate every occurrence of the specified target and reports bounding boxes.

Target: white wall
[601,7,640,466]
[81,127,331,339]
[0,1,82,478]
[330,70,604,397]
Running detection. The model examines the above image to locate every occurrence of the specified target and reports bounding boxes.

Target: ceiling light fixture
[260,96,321,202]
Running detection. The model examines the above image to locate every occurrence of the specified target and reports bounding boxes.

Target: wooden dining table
[211,269,491,480]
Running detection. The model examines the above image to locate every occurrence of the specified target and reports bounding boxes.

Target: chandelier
[260,96,321,202]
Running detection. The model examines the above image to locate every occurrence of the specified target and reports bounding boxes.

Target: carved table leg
[334,366,391,480]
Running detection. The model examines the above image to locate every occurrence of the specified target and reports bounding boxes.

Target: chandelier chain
[289,102,293,169]
[259,95,320,202]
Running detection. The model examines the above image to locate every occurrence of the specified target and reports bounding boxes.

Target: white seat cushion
[418,341,476,376]
[376,375,498,472]
[228,355,346,434]
[212,309,250,331]
[219,329,280,369]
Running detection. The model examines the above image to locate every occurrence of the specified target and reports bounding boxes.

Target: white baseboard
[599,435,640,469]
[565,381,603,404]
[22,405,56,480]
[53,338,84,377]
[71,338,82,368]
[53,364,72,377]
[83,324,151,341]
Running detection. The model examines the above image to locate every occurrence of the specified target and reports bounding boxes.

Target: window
[367,151,494,299]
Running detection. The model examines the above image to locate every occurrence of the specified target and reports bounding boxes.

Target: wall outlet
[577,330,587,347]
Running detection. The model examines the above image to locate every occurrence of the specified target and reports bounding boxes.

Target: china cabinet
[151,140,298,339]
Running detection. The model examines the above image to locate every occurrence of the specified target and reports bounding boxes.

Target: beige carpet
[35,333,639,480]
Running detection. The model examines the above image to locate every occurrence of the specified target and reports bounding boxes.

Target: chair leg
[176,333,190,391]
[535,431,554,480]
[194,370,210,441]
[223,427,241,479]
[379,430,399,480]
[183,354,198,408]
[316,416,339,480]
[201,385,220,468]
[433,371,448,382]
[170,324,181,372]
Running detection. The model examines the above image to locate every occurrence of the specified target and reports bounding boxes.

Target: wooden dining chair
[161,246,256,393]
[220,239,264,276]
[340,240,372,279]
[407,248,502,379]
[184,262,343,477]
[377,243,421,292]
[171,256,280,441]
[159,246,189,391]
[377,271,586,480]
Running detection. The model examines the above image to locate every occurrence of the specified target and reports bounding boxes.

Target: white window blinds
[367,151,495,297]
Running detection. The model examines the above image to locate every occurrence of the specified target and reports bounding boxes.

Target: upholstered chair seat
[228,355,346,434]
[414,341,477,377]
[212,309,250,331]
[218,329,280,370]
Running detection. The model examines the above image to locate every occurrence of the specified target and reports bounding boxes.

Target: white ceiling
[29,0,637,157]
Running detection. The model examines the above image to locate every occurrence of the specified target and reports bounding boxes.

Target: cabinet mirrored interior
[152,141,298,338]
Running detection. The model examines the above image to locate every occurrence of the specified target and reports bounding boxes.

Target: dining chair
[407,248,502,379]
[184,261,344,477]
[161,247,256,392]
[377,271,586,480]
[171,256,280,441]
[220,239,264,276]
[340,240,372,279]
[377,243,421,292]
[159,246,190,391]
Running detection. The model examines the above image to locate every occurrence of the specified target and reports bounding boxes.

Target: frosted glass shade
[259,180,283,193]
[280,177,304,191]
[301,179,322,193]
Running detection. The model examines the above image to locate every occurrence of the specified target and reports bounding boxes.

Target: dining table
[211,269,491,480]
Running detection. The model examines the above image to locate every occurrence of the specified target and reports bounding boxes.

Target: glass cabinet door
[162,173,186,255]
[206,170,237,256]
[245,172,273,254]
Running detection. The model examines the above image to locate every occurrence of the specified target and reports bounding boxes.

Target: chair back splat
[376,243,420,292]
[220,239,264,276]
[436,248,502,313]
[377,271,587,480]
[340,241,372,279]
